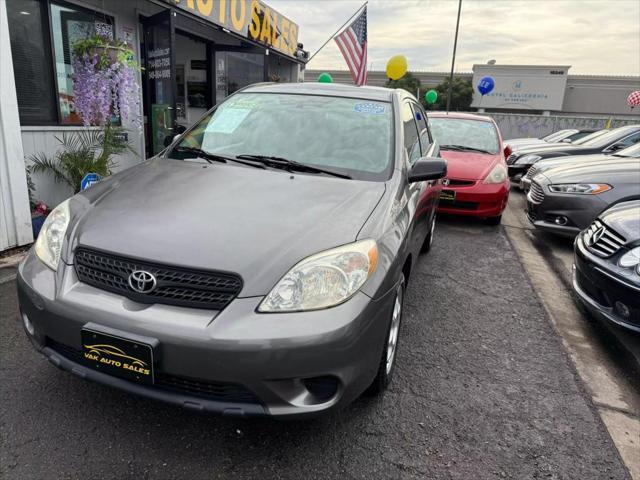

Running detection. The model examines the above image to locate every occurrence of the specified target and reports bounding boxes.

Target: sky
[267,0,640,76]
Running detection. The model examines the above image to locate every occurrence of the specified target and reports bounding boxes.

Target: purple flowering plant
[72,35,141,127]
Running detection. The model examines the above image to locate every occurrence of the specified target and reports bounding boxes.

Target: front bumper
[573,237,640,333]
[507,164,529,180]
[17,251,395,417]
[525,183,605,237]
[437,180,509,218]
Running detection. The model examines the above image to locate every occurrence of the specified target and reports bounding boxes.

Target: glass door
[143,10,176,155]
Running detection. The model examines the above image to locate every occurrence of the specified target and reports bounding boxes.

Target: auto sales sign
[169,0,299,59]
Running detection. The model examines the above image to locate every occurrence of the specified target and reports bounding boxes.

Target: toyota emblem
[128,270,157,294]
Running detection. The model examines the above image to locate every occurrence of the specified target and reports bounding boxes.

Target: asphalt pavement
[0,214,632,479]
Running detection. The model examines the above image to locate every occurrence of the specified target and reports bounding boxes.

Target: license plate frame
[81,328,155,385]
[440,189,456,201]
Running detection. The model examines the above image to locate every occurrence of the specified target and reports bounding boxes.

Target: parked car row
[507,126,640,334]
[503,128,599,158]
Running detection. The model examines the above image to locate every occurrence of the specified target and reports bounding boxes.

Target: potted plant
[28,125,133,195]
[71,34,141,127]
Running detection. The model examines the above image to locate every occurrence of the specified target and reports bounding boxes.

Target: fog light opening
[554,216,568,226]
[614,301,630,319]
[301,376,339,403]
[22,313,35,336]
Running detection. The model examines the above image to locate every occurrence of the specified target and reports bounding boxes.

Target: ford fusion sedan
[17,83,447,417]
[428,112,509,225]
[504,128,600,158]
[526,158,640,237]
[574,200,640,332]
[521,143,640,193]
[507,125,640,181]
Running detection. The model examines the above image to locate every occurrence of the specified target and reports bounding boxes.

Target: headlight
[34,199,71,270]
[483,164,507,184]
[258,239,378,312]
[515,154,541,165]
[548,183,611,194]
[619,247,640,274]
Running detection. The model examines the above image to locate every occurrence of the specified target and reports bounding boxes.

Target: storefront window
[50,2,114,124]
[267,53,294,83]
[226,52,264,95]
[7,0,57,124]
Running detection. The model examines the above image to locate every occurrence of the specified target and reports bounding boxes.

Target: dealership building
[0,0,306,251]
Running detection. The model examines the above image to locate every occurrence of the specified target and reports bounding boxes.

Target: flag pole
[306,1,368,64]
[446,0,463,113]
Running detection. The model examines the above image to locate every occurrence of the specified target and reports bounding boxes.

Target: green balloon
[318,73,333,83]
[425,90,438,104]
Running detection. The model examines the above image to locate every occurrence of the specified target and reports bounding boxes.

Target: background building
[1,0,305,251]
[305,67,640,118]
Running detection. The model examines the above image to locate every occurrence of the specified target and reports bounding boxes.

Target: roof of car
[241,82,397,102]
[427,111,494,122]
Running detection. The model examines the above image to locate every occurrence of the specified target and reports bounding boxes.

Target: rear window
[429,117,499,154]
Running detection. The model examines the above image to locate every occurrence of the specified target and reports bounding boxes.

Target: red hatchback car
[428,112,509,225]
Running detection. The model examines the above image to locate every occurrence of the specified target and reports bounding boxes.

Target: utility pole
[446,0,463,113]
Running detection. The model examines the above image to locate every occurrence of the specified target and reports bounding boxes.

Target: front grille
[583,219,626,258]
[154,373,260,404]
[527,181,545,204]
[447,179,475,187]
[46,338,261,404]
[524,165,538,180]
[74,248,242,310]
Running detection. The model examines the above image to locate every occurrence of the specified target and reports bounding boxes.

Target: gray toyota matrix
[17,83,446,417]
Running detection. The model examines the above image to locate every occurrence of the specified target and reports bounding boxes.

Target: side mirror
[561,138,572,143]
[605,144,625,153]
[173,134,181,143]
[408,157,447,183]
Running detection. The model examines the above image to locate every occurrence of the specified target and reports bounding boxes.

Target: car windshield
[166,93,394,181]
[577,127,638,147]
[429,117,499,154]
[614,143,640,158]
[571,129,607,145]
[543,130,572,142]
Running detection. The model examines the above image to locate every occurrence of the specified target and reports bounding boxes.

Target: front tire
[486,214,502,226]
[421,215,437,253]
[368,274,405,395]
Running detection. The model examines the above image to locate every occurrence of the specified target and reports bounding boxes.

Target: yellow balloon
[386,55,408,80]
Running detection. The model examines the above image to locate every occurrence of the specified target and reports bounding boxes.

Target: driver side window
[401,102,421,165]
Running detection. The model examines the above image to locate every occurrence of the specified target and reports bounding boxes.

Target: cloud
[268,0,640,75]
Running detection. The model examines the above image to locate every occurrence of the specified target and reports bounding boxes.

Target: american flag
[334,7,368,86]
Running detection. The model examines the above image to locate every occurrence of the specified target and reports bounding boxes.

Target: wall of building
[1,0,33,250]
[19,0,157,210]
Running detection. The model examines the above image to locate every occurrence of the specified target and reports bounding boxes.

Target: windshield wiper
[440,144,493,154]
[172,146,229,164]
[172,146,267,169]
[236,154,352,179]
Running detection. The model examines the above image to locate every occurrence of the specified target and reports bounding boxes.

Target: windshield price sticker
[205,107,252,134]
[353,102,386,115]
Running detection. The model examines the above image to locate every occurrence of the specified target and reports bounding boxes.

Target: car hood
[541,158,640,184]
[512,143,586,156]
[68,159,386,297]
[440,150,500,180]
[535,153,609,172]
[600,200,640,241]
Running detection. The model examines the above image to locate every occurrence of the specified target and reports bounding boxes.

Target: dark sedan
[521,143,640,192]
[507,125,640,181]
[526,158,640,236]
[573,200,640,332]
